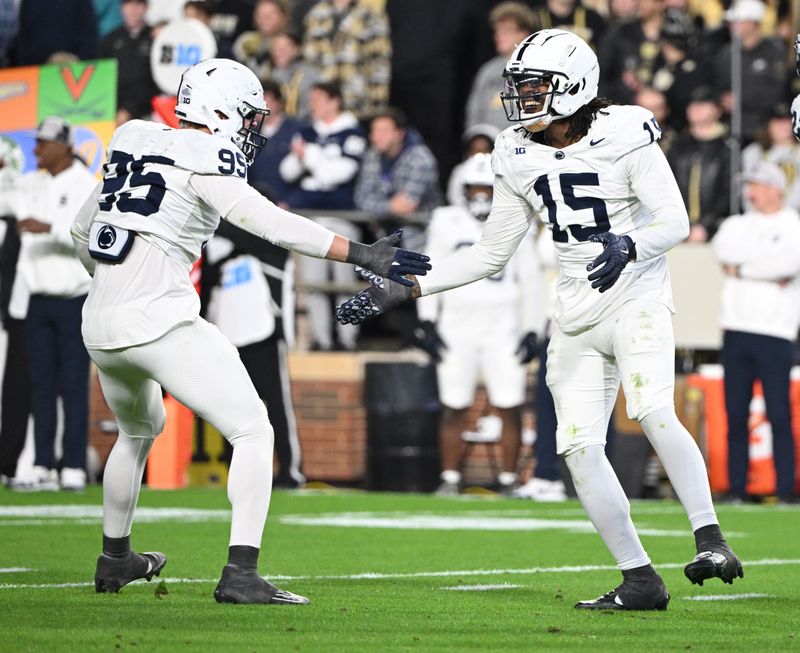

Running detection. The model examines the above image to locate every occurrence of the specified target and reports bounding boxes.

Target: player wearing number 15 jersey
[336,29,743,610]
[70,58,431,604]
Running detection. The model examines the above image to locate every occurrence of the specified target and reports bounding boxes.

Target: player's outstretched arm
[193,175,430,285]
[336,268,420,326]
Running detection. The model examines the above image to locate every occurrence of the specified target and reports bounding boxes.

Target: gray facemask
[467,192,492,221]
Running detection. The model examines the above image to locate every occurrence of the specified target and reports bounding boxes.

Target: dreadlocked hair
[563,97,614,141]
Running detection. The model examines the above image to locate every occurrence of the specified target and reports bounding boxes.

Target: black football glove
[515,331,538,364]
[412,320,447,363]
[346,230,431,288]
[335,267,414,325]
[586,232,636,293]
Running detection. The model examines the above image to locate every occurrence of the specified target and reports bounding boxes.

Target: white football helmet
[501,29,599,131]
[175,58,270,164]
[460,153,494,220]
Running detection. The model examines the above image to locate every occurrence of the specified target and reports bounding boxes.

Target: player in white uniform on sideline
[70,58,430,604]
[337,29,743,611]
[416,153,540,495]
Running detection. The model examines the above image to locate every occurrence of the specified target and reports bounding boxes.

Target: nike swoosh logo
[589,138,606,146]
[614,594,624,606]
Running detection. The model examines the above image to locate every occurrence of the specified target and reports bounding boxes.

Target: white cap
[35,116,74,146]
[462,123,501,145]
[725,0,765,22]
[741,161,786,192]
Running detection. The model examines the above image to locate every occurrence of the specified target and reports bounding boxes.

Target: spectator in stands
[609,0,637,21]
[598,0,664,104]
[414,154,540,496]
[268,30,320,121]
[0,137,30,488]
[465,2,536,133]
[213,0,259,44]
[446,123,501,207]
[302,0,391,120]
[248,80,303,206]
[232,0,289,81]
[0,0,17,67]
[648,8,712,133]
[742,102,800,212]
[99,0,159,125]
[11,117,95,491]
[531,0,607,52]
[354,107,442,252]
[203,220,306,489]
[280,81,367,350]
[184,0,235,59]
[93,0,122,38]
[667,86,731,242]
[386,0,493,197]
[712,162,800,504]
[15,0,98,65]
[714,0,790,145]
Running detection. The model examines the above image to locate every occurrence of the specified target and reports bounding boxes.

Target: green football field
[1,487,798,653]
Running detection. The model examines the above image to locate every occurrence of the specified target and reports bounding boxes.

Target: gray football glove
[346,230,431,288]
[335,267,414,325]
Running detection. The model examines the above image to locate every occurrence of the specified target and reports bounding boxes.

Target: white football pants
[549,300,718,569]
[90,318,274,548]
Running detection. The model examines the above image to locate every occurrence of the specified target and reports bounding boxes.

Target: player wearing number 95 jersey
[336,29,743,610]
[69,58,431,605]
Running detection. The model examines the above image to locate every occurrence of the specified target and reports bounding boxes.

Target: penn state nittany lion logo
[98,224,116,249]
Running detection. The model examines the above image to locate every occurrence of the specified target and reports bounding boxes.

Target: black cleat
[575,575,670,611]
[684,544,744,586]
[95,551,167,593]
[213,564,310,605]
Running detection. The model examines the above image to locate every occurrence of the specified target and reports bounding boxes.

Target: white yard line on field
[684,593,772,601]
[0,568,32,573]
[441,584,523,591]
[0,558,798,591]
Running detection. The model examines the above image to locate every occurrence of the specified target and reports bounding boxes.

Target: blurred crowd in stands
[1,0,800,499]
[1,0,798,248]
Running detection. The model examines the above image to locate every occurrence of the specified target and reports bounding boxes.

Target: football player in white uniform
[70,58,430,604]
[337,29,743,610]
[416,153,540,495]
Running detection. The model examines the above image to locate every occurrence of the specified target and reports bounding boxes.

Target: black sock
[227,545,259,571]
[622,564,659,581]
[694,523,725,551]
[103,534,131,559]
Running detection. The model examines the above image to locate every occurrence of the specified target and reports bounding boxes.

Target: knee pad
[122,430,158,442]
[226,415,274,448]
[118,409,164,441]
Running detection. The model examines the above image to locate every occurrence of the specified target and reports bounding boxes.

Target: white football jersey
[96,119,251,264]
[491,105,686,332]
[77,120,334,349]
[417,205,539,335]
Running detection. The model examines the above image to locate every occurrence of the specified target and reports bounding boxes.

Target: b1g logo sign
[151,18,217,95]
[160,44,202,67]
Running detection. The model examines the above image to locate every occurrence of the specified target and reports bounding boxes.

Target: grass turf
[1,487,798,652]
